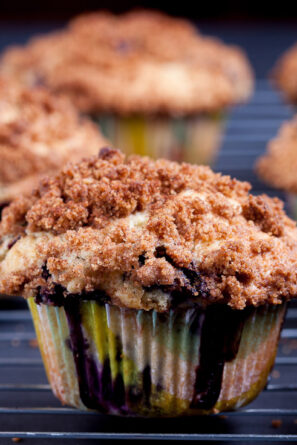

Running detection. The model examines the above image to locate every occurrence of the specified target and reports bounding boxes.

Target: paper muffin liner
[28,298,285,417]
[94,113,225,165]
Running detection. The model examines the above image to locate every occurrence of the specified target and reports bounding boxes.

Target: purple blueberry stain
[7,235,21,250]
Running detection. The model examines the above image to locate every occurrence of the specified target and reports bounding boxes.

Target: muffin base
[28,298,285,417]
[94,113,225,165]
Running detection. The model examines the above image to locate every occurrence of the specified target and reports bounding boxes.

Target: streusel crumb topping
[257,116,297,193]
[0,77,107,202]
[273,43,297,104]
[0,148,296,311]
[0,10,253,115]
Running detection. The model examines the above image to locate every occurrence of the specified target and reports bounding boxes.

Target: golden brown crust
[0,10,254,115]
[1,148,297,311]
[256,116,297,193]
[273,44,297,103]
[0,77,107,202]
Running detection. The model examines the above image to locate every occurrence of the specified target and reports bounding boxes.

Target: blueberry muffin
[273,44,297,105]
[256,116,297,219]
[0,77,106,210]
[0,10,254,165]
[0,147,293,417]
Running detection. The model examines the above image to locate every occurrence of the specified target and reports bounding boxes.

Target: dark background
[0,1,297,20]
[0,8,297,79]
[0,1,297,79]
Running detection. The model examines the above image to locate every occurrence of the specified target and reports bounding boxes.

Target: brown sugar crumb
[271,419,282,429]
[0,76,106,203]
[256,116,297,194]
[29,338,38,348]
[0,11,253,115]
[281,339,297,355]
[271,369,280,379]
[242,195,284,237]
[1,148,297,312]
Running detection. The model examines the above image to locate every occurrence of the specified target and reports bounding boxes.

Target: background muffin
[273,44,297,105]
[0,148,295,417]
[0,10,254,165]
[256,116,297,219]
[0,76,107,208]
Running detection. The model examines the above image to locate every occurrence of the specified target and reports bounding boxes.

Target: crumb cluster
[0,77,106,202]
[256,116,297,193]
[1,148,297,311]
[0,10,253,115]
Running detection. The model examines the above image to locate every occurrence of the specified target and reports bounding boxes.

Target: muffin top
[0,77,106,203]
[256,116,297,193]
[273,44,297,104]
[0,147,297,312]
[0,10,253,115]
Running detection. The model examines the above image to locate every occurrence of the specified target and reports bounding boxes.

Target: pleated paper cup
[28,298,285,417]
[94,113,225,165]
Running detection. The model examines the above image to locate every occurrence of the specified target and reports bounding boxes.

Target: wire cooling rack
[0,79,297,444]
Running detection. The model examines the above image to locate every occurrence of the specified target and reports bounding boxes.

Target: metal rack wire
[1,31,297,442]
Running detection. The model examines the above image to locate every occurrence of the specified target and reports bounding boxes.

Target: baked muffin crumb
[0,10,253,115]
[1,148,297,311]
[0,77,107,203]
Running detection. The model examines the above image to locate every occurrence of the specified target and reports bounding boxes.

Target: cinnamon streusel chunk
[0,77,107,203]
[1,147,297,311]
[0,10,253,115]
